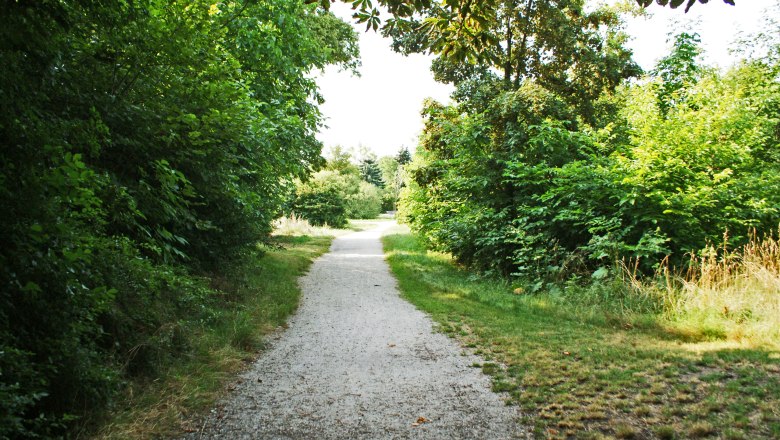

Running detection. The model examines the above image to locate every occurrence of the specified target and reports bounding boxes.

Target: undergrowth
[504,231,780,351]
[84,232,334,439]
[664,231,780,348]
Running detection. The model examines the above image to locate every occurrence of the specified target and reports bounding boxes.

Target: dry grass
[271,214,334,236]
[675,231,780,348]
[622,231,780,349]
[272,215,383,237]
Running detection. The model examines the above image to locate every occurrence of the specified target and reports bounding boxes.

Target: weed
[613,422,639,439]
[688,421,716,438]
[655,425,677,439]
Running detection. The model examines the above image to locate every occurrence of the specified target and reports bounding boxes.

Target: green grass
[383,231,780,440]
[88,234,333,439]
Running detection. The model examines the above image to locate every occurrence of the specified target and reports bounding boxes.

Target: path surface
[189,221,524,439]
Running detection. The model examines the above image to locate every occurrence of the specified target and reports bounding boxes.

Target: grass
[86,218,350,439]
[382,230,780,439]
[272,213,336,236]
[664,231,780,348]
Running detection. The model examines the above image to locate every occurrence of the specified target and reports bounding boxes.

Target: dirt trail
[188,221,524,439]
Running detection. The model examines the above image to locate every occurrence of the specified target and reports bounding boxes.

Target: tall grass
[272,214,333,236]
[675,231,780,347]
[272,214,387,237]
[623,231,780,348]
[511,230,780,349]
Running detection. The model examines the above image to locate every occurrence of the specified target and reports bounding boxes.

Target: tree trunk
[514,0,534,88]
[504,5,513,87]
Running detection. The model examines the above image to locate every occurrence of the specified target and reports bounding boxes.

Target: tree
[395,147,412,165]
[384,0,640,122]
[377,156,403,211]
[325,145,358,173]
[378,156,401,186]
[652,32,704,116]
[399,39,780,281]
[359,158,385,187]
[635,0,734,13]
[328,0,735,36]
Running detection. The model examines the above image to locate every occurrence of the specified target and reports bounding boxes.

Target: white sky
[315,0,775,159]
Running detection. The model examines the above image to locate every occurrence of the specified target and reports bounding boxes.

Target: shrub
[292,187,348,227]
[294,169,383,221]
[381,187,397,212]
[345,181,383,219]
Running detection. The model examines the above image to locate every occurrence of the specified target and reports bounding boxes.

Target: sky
[315,1,775,159]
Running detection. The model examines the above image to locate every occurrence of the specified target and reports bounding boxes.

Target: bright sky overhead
[315,1,774,159]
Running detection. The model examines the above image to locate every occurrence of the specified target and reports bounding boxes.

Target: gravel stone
[186,221,526,439]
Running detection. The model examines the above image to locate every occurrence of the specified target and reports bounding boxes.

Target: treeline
[397,4,780,283]
[0,1,357,437]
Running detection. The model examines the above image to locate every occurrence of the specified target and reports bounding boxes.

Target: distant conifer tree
[396,147,412,165]
[359,158,384,187]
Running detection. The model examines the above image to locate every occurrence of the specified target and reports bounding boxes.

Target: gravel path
[188,221,525,439]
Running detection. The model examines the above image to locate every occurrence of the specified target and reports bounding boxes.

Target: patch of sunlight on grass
[348,219,386,230]
[383,223,410,235]
[679,339,764,354]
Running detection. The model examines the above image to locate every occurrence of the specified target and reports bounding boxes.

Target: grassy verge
[88,233,334,439]
[383,231,780,440]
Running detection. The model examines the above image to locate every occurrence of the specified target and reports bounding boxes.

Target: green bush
[381,187,397,212]
[346,181,383,219]
[295,169,383,220]
[292,187,348,228]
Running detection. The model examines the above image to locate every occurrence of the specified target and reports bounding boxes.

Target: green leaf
[592,267,610,280]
